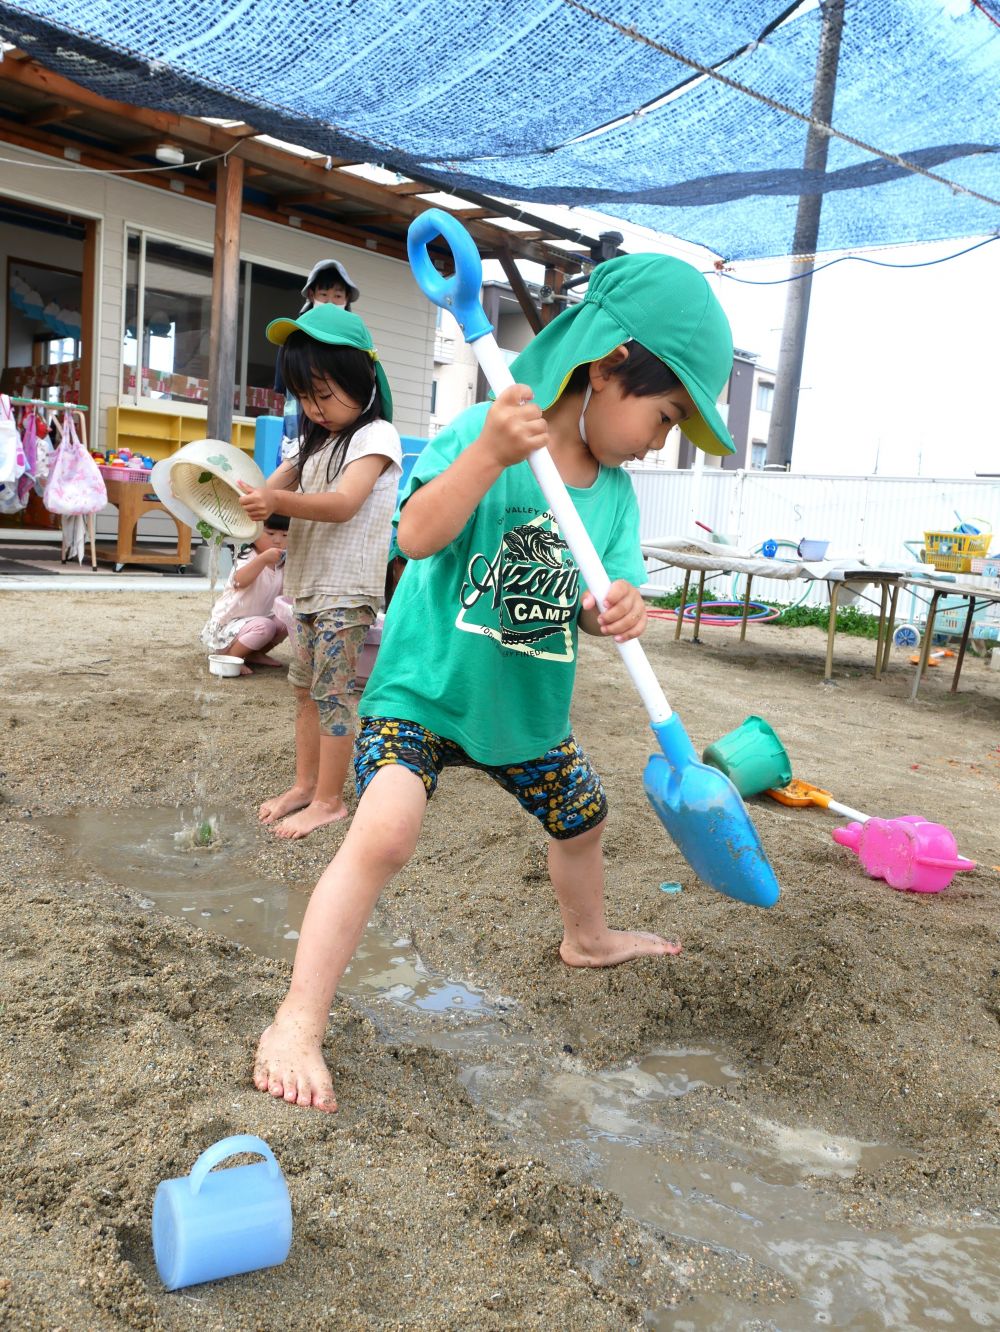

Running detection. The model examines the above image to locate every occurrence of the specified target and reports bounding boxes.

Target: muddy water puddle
[39,805,495,1017]
[459,1049,1000,1329]
[41,805,1000,1329]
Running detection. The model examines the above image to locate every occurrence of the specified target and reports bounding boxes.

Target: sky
[493,205,1000,481]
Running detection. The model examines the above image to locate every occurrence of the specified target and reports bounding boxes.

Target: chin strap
[578,383,593,445]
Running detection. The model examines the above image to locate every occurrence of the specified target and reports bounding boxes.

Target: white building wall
[0,143,436,447]
[632,467,1000,608]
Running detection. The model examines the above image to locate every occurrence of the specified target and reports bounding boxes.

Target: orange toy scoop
[765,779,833,808]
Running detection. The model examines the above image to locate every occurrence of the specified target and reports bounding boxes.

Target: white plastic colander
[151,439,266,542]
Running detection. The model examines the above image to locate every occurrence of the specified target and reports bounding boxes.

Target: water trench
[41,805,1000,1330]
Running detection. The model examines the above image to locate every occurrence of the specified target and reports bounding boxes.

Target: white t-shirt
[284,419,402,614]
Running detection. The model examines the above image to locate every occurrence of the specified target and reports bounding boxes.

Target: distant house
[0,48,579,498]
[432,283,775,472]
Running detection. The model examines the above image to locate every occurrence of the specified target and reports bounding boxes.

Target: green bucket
[702,715,792,798]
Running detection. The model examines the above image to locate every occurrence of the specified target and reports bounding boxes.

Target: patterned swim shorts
[287,605,375,736]
[354,716,607,839]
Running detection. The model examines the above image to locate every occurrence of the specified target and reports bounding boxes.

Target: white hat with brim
[150,439,265,543]
[301,259,360,305]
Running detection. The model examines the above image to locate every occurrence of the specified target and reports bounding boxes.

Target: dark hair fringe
[565,340,682,397]
[279,333,382,485]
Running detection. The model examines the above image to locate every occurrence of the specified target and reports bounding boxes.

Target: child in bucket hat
[276,257,362,454]
[253,255,732,1112]
[239,303,401,841]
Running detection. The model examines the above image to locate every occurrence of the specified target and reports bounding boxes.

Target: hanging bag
[0,394,27,513]
[16,409,39,505]
[43,411,106,515]
[0,393,26,486]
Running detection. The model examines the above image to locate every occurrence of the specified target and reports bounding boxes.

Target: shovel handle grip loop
[188,1135,280,1196]
[407,209,494,344]
[406,210,672,725]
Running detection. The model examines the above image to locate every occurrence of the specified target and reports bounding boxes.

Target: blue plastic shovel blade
[644,714,780,908]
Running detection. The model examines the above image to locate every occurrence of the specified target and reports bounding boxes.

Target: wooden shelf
[97,476,191,570]
[106,405,257,461]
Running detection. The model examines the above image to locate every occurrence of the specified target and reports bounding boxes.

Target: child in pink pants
[200,515,289,675]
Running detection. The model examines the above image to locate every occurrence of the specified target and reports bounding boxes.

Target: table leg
[874,582,889,680]
[88,512,97,570]
[674,570,691,641]
[692,570,706,643]
[951,597,976,694]
[740,574,754,642]
[880,584,900,676]
[824,581,840,682]
[911,590,941,700]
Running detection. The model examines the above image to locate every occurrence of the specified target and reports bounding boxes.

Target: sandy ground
[1,588,998,1330]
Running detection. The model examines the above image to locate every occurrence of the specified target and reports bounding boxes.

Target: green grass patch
[649,592,881,639]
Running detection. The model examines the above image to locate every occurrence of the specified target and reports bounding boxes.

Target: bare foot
[239,663,253,676]
[259,784,314,824]
[246,652,285,668]
[272,799,349,840]
[559,930,682,967]
[253,1014,337,1112]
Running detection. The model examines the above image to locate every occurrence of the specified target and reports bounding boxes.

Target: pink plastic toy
[831,815,976,893]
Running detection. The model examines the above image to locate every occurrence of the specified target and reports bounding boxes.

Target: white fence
[631,468,999,612]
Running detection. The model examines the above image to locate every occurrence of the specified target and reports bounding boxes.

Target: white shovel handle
[473,323,672,723]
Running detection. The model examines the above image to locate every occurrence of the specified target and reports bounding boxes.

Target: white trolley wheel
[892,622,921,650]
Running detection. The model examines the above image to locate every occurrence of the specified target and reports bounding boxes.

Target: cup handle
[188,1135,281,1196]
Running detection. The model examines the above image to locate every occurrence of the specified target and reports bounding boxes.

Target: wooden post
[207,152,244,442]
[79,217,97,442]
[497,249,542,333]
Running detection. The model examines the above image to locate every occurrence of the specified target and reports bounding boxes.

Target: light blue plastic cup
[152,1135,292,1291]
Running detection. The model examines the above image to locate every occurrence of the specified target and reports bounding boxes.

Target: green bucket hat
[267,304,393,422]
[509,253,734,455]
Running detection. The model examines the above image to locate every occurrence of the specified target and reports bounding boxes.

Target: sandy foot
[253,1017,337,1112]
[245,652,285,668]
[259,784,313,824]
[272,799,349,840]
[559,930,682,967]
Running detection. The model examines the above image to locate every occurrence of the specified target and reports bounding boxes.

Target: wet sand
[1,590,998,1329]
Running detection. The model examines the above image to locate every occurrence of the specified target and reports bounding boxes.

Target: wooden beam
[0,119,217,204]
[207,153,244,442]
[496,249,542,334]
[24,104,83,128]
[273,189,346,207]
[0,54,583,272]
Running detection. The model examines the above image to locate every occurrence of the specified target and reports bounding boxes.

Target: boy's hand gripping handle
[407,209,672,725]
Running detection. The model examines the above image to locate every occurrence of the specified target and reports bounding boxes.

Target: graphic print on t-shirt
[456,511,579,661]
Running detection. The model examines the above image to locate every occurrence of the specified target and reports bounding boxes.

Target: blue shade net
[0,0,996,259]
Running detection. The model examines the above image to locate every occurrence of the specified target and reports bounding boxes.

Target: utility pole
[765,0,846,470]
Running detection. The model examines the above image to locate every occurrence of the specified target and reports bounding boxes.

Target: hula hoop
[650,600,781,626]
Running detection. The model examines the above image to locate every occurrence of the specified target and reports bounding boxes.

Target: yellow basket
[923,529,991,573]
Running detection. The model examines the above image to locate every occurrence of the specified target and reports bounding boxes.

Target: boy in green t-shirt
[254,252,737,1112]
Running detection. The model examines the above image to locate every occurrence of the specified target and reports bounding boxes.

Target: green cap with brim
[267,304,393,422]
[508,253,735,456]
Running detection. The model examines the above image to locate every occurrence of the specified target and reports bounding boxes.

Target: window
[751,441,767,470]
[4,258,83,402]
[755,380,774,412]
[430,378,438,415]
[123,231,303,417]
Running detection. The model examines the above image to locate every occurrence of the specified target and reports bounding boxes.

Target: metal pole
[765,0,846,470]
